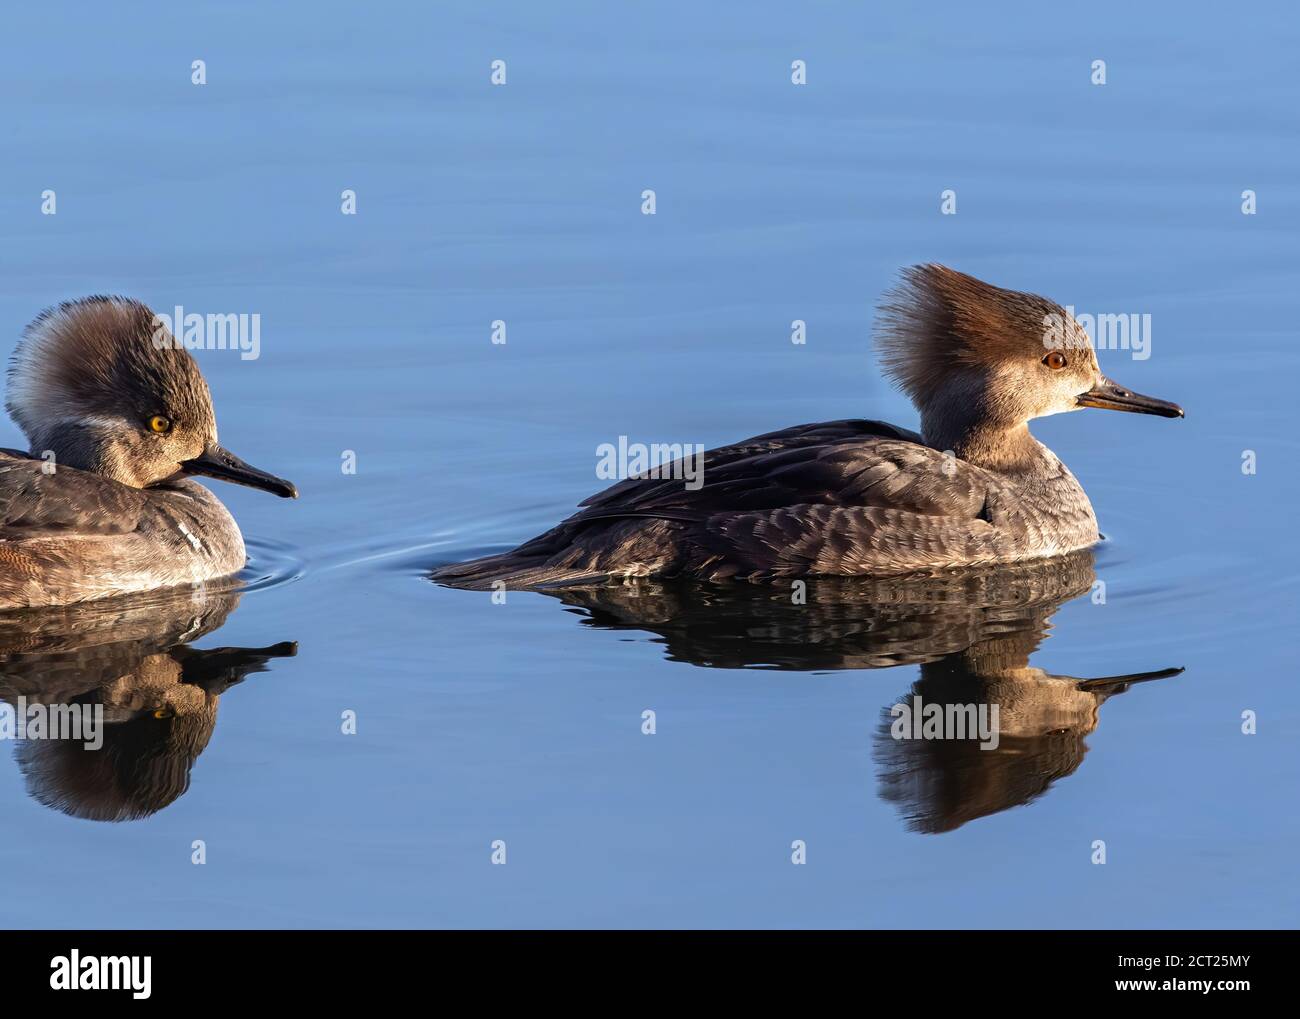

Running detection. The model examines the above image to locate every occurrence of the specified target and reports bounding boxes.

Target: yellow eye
[152,708,173,720]
[148,415,172,434]
[1043,351,1068,370]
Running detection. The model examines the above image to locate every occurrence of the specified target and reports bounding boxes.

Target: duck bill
[1077,378,1184,418]
[1075,666,1184,694]
[182,444,298,498]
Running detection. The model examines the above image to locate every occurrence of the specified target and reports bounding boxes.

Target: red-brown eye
[1043,351,1068,370]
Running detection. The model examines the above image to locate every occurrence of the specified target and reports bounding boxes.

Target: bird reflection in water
[0,586,294,821]
[522,550,1180,833]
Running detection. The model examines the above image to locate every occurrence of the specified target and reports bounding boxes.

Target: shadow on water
[478,549,1182,833]
[0,587,295,822]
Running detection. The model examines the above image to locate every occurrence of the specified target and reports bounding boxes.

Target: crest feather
[874,265,1068,407]
[7,296,215,444]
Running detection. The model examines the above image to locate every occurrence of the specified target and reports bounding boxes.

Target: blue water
[0,1,1297,928]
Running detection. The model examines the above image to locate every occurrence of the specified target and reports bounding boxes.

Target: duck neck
[27,422,145,488]
[921,406,1048,476]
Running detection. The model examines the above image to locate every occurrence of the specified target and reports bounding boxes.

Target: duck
[0,296,296,609]
[434,265,1182,588]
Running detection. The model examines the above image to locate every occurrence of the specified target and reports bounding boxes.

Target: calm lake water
[0,3,1296,928]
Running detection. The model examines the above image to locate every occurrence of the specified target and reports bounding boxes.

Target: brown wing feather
[574,420,985,523]
[434,420,1019,587]
[0,450,148,538]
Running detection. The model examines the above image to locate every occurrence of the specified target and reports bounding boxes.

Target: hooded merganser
[0,296,296,609]
[435,265,1182,588]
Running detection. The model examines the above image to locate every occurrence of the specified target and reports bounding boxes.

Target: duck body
[434,418,1101,589]
[0,448,245,609]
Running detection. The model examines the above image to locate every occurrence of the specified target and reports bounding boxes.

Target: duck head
[7,296,296,496]
[875,265,1182,463]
